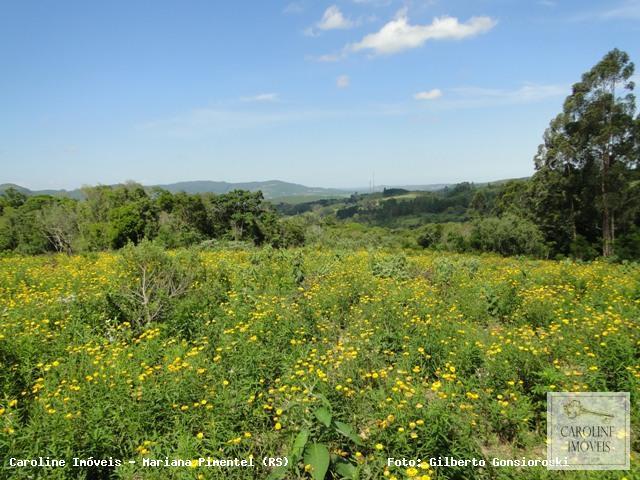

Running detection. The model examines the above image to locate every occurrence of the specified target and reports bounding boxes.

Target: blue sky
[1,0,639,190]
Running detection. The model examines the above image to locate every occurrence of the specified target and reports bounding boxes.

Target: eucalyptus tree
[534,49,637,257]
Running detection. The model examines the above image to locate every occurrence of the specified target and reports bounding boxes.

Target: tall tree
[534,49,637,257]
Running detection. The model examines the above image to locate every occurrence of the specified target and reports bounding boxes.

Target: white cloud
[600,0,640,19]
[138,105,400,138]
[445,83,567,107]
[240,93,279,102]
[337,75,350,88]
[408,83,567,110]
[352,0,392,4]
[306,5,356,36]
[414,88,442,100]
[139,109,290,137]
[318,5,354,30]
[348,10,497,55]
[572,1,640,21]
[283,2,304,14]
[303,27,318,37]
[314,52,345,62]
[138,83,566,139]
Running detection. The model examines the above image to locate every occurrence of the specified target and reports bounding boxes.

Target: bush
[470,214,548,257]
[110,240,202,328]
[443,230,469,253]
[271,218,306,248]
[417,224,443,248]
[616,227,640,261]
[155,217,205,248]
[371,253,411,279]
[569,234,599,260]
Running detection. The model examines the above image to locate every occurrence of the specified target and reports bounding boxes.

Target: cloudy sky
[1,0,639,189]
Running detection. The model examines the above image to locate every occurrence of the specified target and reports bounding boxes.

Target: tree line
[0,185,305,254]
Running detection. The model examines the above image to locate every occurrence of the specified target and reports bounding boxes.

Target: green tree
[470,214,548,257]
[109,198,158,248]
[206,190,276,244]
[0,196,52,254]
[1,187,27,208]
[469,190,488,216]
[37,199,79,254]
[417,224,443,249]
[534,49,638,257]
[492,181,531,218]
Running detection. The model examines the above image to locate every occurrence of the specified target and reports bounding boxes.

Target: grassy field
[1,247,638,479]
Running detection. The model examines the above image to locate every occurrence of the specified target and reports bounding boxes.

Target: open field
[1,247,638,479]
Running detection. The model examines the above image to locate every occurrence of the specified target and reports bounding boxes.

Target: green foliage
[616,227,640,260]
[314,407,332,427]
[569,234,599,261]
[484,283,521,321]
[2,187,27,208]
[78,222,111,252]
[470,214,548,257]
[492,180,532,218]
[0,197,52,254]
[334,421,363,446]
[533,48,639,258]
[109,199,158,248]
[304,444,330,480]
[371,253,411,279]
[416,223,443,248]
[37,199,79,254]
[109,240,201,328]
[0,184,298,254]
[267,398,362,479]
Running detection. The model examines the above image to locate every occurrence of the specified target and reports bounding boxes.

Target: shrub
[470,214,548,257]
[371,253,411,279]
[569,234,599,260]
[417,224,443,248]
[110,240,202,328]
[616,227,640,261]
[271,218,306,248]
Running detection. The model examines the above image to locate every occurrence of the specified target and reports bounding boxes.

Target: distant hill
[0,180,354,201]
[0,183,30,195]
[367,177,529,192]
[0,177,529,203]
[0,183,85,199]
[152,180,352,200]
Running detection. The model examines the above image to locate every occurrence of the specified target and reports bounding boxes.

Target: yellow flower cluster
[0,249,638,478]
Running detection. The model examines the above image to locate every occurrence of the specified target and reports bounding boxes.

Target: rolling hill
[0,180,353,201]
[0,178,527,203]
